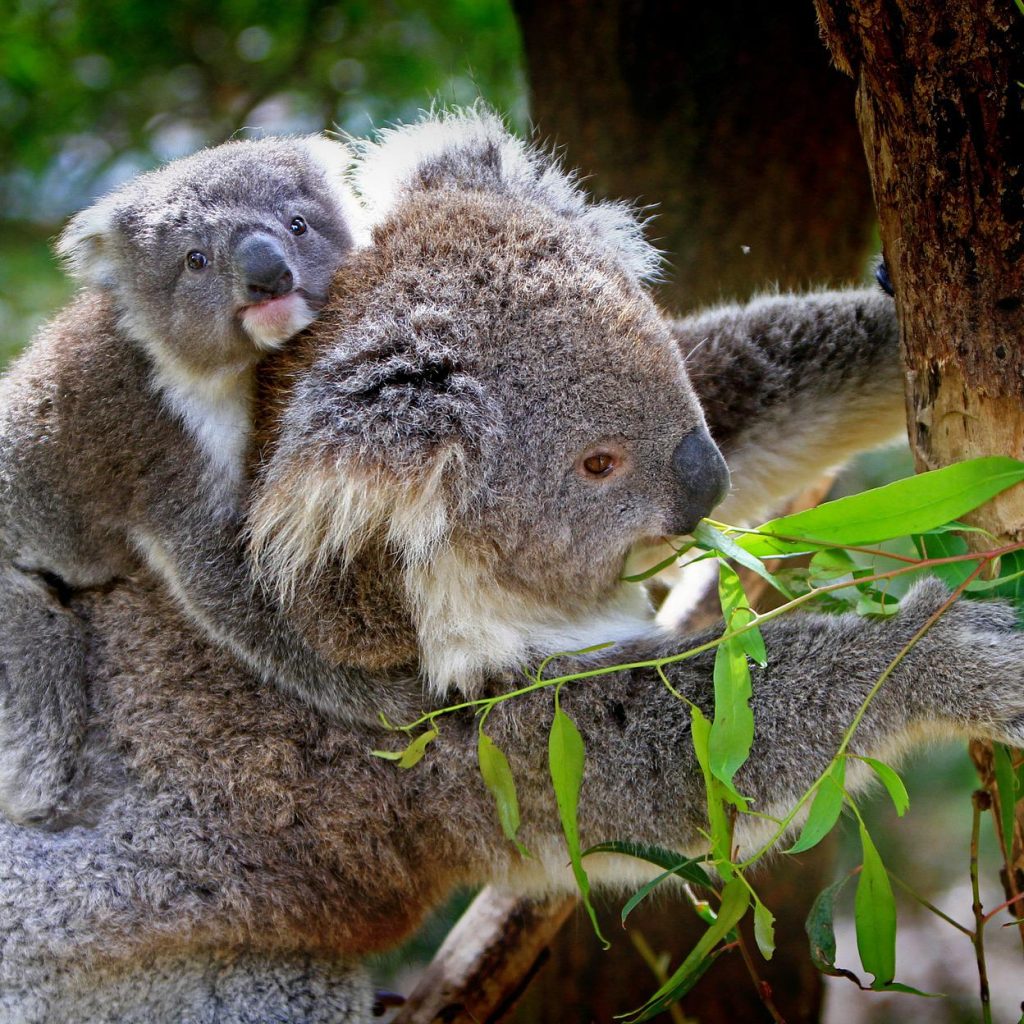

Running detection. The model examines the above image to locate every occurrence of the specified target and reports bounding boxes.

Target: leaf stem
[970,790,994,1024]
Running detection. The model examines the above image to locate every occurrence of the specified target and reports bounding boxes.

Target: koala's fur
[0,111,1020,1022]
[0,136,385,828]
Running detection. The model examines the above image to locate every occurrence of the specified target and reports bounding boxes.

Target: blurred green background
[1,3,1014,1021]
[0,0,527,364]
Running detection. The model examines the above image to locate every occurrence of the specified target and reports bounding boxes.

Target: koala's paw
[907,580,1024,745]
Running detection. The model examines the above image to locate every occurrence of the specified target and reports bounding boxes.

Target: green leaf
[855,822,897,988]
[371,726,438,768]
[693,521,788,594]
[741,458,1024,556]
[478,732,530,857]
[806,875,862,984]
[620,857,714,925]
[690,706,738,867]
[623,879,750,1022]
[582,842,712,887]
[753,898,776,960]
[718,564,767,665]
[787,761,847,854]
[913,531,977,590]
[857,757,909,817]
[808,548,856,584]
[993,743,1019,857]
[549,702,609,948]
[708,638,754,786]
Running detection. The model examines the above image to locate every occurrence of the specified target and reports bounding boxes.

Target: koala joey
[0,135,389,827]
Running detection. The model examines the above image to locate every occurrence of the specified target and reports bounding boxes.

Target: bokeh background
[1,2,1017,1021]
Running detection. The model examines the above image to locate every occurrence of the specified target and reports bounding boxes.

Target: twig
[971,790,994,1024]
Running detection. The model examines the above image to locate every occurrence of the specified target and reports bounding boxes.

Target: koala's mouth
[239,291,321,350]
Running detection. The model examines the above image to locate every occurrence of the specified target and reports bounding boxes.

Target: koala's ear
[248,314,499,600]
[301,134,372,248]
[351,107,662,284]
[54,193,123,288]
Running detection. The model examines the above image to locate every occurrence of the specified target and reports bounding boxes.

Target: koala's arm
[672,288,905,524]
[472,581,1024,862]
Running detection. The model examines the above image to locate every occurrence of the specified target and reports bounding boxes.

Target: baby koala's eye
[186,250,209,271]
[289,216,308,236]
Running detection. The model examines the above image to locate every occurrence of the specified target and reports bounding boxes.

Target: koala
[1,110,1021,1022]
[0,135,390,828]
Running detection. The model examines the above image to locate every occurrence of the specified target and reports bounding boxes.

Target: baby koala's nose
[236,235,295,301]
[668,426,731,536]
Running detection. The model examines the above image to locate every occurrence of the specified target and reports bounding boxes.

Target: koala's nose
[668,426,731,535]
[236,235,295,301]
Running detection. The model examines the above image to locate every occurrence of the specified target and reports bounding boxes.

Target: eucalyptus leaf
[582,841,712,887]
[478,732,530,857]
[806,875,862,984]
[549,703,609,948]
[397,727,439,769]
[753,898,776,960]
[857,757,909,817]
[693,521,787,593]
[855,822,897,988]
[741,458,1024,557]
[787,761,846,854]
[993,743,1019,857]
[708,638,754,786]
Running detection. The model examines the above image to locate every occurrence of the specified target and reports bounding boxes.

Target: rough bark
[511,0,876,311]
[815,0,1024,937]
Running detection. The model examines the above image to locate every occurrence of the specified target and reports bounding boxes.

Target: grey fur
[1,111,1020,1021]
[0,136,375,827]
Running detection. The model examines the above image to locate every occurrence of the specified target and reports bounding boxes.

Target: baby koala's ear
[54,191,123,289]
[301,134,371,248]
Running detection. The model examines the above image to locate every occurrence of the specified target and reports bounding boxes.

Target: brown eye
[583,453,615,477]
[289,216,307,236]
[186,250,209,271]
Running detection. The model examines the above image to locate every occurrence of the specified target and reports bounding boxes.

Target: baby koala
[0,136,376,827]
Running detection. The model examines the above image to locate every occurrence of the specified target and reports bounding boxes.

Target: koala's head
[56,135,365,376]
[250,111,728,694]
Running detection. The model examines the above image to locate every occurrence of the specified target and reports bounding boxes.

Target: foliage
[376,457,1024,1020]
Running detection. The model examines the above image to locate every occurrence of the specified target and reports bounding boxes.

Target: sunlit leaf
[708,638,754,786]
[371,726,438,768]
[753,898,776,960]
[694,521,787,593]
[740,458,1024,557]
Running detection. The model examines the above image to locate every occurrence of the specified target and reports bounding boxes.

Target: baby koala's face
[58,136,363,375]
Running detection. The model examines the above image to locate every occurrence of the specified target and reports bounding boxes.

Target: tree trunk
[815,0,1024,937]
[511,0,876,312]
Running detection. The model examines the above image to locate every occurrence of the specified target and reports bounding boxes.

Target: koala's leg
[0,566,88,827]
[672,287,904,524]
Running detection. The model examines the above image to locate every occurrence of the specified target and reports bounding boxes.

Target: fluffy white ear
[301,134,372,248]
[54,192,122,288]
[350,106,662,284]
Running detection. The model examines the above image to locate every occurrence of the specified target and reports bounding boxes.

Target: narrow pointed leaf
[694,521,787,593]
[787,761,846,854]
[478,732,530,856]
[857,757,909,817]
[740,457,1024,556]
[620,857,716,925]
[709,639,754,786]
[397,727,438,768]
[549,704,609,948]
[855,822,897,987]
[583,841,711,887]
[691,705,736,868]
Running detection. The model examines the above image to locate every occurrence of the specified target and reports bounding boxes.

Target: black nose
[669,426,731,535]
[236,234,295,301]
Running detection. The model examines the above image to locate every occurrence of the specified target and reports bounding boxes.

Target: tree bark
[511,0,876,311]
[815,0,1024,938]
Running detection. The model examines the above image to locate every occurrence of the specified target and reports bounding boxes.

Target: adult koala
[0,111,1019,1023]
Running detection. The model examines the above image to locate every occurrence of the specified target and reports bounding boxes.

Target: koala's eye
[583,453,615,476]
[289,216,308,236]
[186,250,209,271]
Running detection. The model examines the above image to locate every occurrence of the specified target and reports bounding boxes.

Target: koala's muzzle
[235,235,295,301]
[669,426,730,535]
